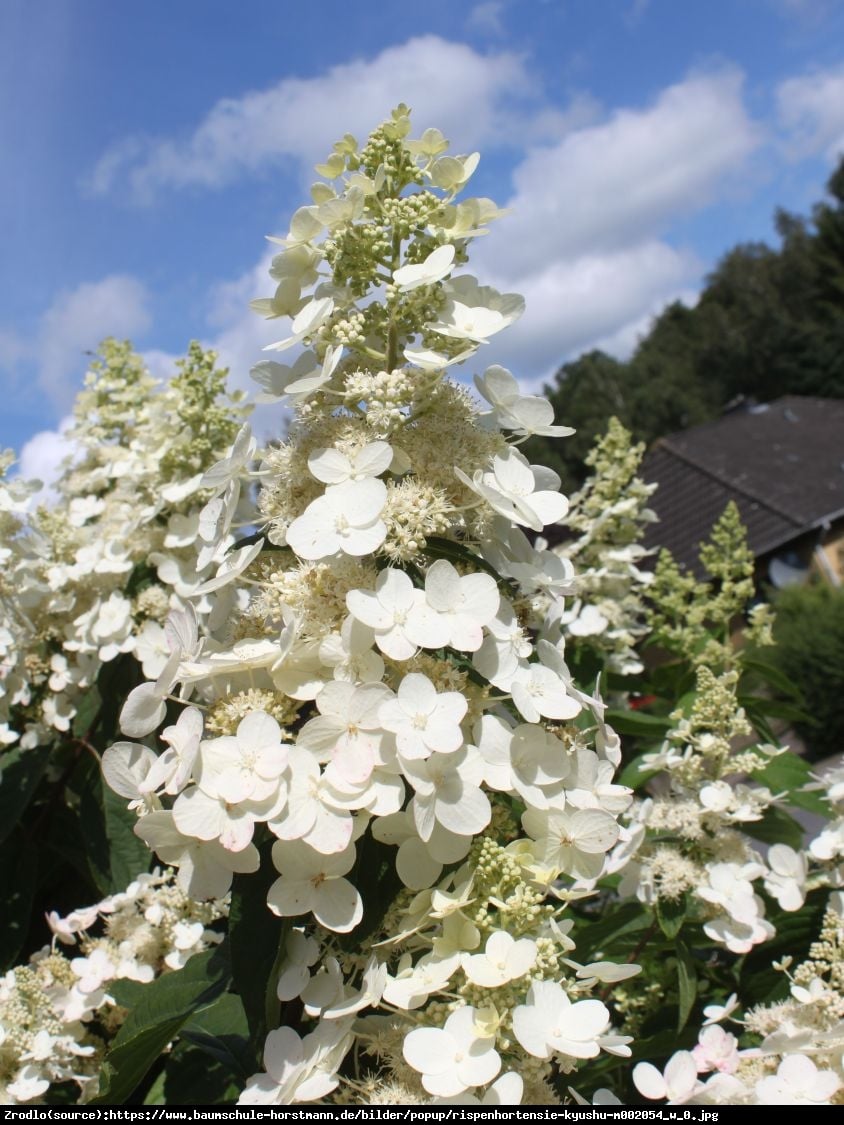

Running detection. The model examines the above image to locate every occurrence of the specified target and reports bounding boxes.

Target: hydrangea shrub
[1,106,842,1107]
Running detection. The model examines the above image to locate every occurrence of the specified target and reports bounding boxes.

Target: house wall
[813,519,844,585]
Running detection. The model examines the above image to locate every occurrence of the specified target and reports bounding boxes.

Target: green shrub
[769,581,844,760]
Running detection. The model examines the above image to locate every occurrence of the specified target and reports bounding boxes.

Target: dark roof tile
[642,396,844,570]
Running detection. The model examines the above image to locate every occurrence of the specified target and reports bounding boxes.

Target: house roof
[642,396,844,570]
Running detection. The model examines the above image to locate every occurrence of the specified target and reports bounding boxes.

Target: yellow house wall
[813,521,844,584]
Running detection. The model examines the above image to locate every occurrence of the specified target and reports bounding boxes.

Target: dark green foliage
[158,993,252,1104]
[530,159,844,488]
[674,939,697,1032]
[90,945,232,1104]
[750,748,831,818]
[655,894,688,940]
[0,745,50,846]
[0,651,149,973]
[740,889,828,1007]
[765,582,844,760]
[228,837,287,1060]
[0,828,38,969]
[79,766,152,896]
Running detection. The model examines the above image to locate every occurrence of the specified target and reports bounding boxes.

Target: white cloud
[17,415,76,502]
[0,327,28,372]
[590,285,699,359]
[88,36,536,202]
[204,250,286,388]
[482,241,701,384]
[141,348,180,384]
[75,60,761,421]
[478,67,760,280]
[37,275,151,409]
[777,64,844,162]
[770,0,833,22]
[454,66,760,386]
[188,69,744,394]
[467,1,507,36]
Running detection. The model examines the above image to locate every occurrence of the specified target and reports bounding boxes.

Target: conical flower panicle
[105,107,634,1106]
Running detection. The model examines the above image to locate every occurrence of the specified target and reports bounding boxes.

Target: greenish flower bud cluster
[646,501,762,669]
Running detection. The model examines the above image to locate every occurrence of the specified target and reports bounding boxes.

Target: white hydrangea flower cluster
[0,450,43,748]
[807,761,844,870]
[613,648,844,969]
[617,665,777,952]
[105,106,635,1105]
[606,506,842,966]
[0,869,226,1105]
[633,892,844,1106]
[0,341,253,753]
[551,418,657,676]
[614,662,820,955]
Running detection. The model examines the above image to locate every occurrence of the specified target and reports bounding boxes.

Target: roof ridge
[660,394,844,444]
[654,438,804,528]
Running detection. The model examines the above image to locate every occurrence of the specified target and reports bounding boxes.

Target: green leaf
[78,762,150,895]
[741,696,813,725]
[141,1070,167,1106]
[751,751,832,817]
[744,805,805,850]
[642,660,696,701]
[0,745,50,846]
[675,940,697,1032]
[573,901,652,960]
[78,768,116,897]
[90,946,231,1104]
[0,828,37,969]
[90,652,144,743]
[740,890,827,1007]
[741,703,778,744]
[72,685,102,738]
[103,781,151,891]
[618,753,661,790]
[423,536,510,588]
[163,1041,241,1106]
[228,838,285,1055]
[740,655,802,700]
[634,1025,699,1063]
[605,708,672,738]
[40,801,102,901]
[181,993,252,1079]
[108,978,152,1009]
[655,894,688,939]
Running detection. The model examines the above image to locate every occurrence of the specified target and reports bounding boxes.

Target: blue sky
[4,0,844,480]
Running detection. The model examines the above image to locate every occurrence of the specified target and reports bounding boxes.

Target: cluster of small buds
[357,108,423,186]
[553,418,656,675]
[326,310,367,346]
[646,502,757,669]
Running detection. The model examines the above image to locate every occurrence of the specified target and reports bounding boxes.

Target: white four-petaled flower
[287,479,387,560]
[403,1005,501,1096]
[462,930,537,987]
[267,840,363,934]
[512,981,610,1060]
[379,673,467,761]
